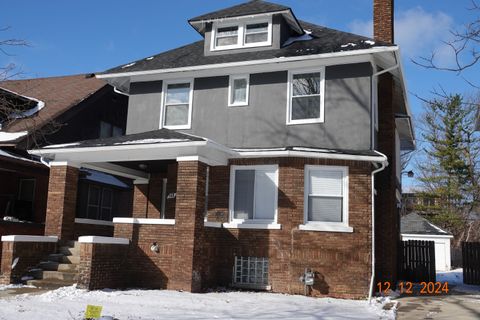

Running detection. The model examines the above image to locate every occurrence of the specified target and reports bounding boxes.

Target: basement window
[233,256,270,290]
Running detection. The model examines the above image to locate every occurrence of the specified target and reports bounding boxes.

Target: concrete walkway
[0,287,48,299]
[396,292,480,319]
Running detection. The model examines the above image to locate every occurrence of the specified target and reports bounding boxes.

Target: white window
[244,22,269,44]
[301,165,352,232]
[287,68,325,125]
[211,17,272,51]
[162,80,193,129]
[229,165,278,224]
[228,75,249,106]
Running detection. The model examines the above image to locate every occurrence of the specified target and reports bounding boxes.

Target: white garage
[401,212,453,272]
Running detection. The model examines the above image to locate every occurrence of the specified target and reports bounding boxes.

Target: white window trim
[211,17,273,52]
[286,67,326,125]
[300,165,351,232]
[228,74,250,107]
[160,78,194,130]
[228,164,279,226]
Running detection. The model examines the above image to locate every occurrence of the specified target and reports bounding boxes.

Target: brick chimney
[373,0,394,43]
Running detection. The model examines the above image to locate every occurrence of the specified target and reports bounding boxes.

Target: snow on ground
[437,268,480,294]
[0,284,35,291]
[0,285,395,320]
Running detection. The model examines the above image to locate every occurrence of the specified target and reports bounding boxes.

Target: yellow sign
[84,305,103,319]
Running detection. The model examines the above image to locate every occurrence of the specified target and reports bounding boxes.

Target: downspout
[368,151,388,303]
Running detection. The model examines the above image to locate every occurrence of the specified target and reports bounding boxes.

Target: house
[2,0,415,298]
[401,212,453,271]
[0,75,130,243]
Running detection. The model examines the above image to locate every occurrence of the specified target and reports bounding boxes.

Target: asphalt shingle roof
[42,128,205,149]
[401,212,451,236]
[189,0,290,22]
[101,20,392,76]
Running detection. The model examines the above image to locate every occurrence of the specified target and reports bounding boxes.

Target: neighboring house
[26,0,414,298]
[401,212,453,272]
[0,74,130,239]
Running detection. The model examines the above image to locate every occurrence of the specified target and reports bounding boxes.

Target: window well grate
[232,256,270,290]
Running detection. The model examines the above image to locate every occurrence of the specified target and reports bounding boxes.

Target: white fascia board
[1,235,58,243]
[78,236,129,245]
[74,218,114,227]
[234,149,386,163]
[401,233,453,239]
[113,217,175,225]
[0,86,46,119]
[97,47,398,81]
[0,131,28,142]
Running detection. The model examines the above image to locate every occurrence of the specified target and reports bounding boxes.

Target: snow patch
[146,56,154,60]
[437,268,480,294]
[0,86,46,119]
[0,287,396,319]
[363,40,376,45]
[121,62,136,69]
[0,131,28,142]
[0,284,36,291]
[341,43,357,48]
[43,142,81,149]
[283,29,313,47]
[113,138,190,145]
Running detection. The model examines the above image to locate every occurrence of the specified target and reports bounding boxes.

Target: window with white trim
[230,165,278,223]
[162,80,193,129]
[287,69,325,124]
[212,18,272,51]
[304,165,348,226]
[228,75,249,106]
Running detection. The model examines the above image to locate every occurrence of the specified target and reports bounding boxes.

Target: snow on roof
[43,142,81,149]
[0,149,45,165]
[283,29,313,47]
[0,86,46,119]
[112,138,191,145]
[0,131,28,142]
[82,169,130,189]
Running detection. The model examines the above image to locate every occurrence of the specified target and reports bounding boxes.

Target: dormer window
[211,17,272,51]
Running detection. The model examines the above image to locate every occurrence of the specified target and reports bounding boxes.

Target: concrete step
[64,240,81,250]
[26,268,43,279]
[26,279,75,290]
[46,254,64,263]
[60,255,80,264]
[58,246,79,256]
[41,270,77,281]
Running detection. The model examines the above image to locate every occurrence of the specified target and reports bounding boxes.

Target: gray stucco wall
[126,63,372,150]
[126,81,162,134]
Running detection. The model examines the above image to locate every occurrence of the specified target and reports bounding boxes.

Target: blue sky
[1,0,479,187]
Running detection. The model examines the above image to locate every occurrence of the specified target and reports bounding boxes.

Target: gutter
[368,151,389,303]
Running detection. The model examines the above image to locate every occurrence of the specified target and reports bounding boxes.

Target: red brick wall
[73,222,114,238]
[45,165,79,241]
[0,240,56,284]
[103,158,374,298]
[373,0,394,43]
[0,221,44,267]
[202,158,373,298]
[114,223,175,289]
[78,242,128,290]
[375,73,400,285]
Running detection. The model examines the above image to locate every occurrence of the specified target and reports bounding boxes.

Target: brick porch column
[171,160,207,292]
[45,162,79,241]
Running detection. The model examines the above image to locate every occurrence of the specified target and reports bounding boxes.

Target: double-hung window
[229,165,278,225]
[162,80,193,129]
[228,75,249,106]
[287,68,325,124]
[301,165,352,232]
[212,18,272,51]
[87,185,114,221]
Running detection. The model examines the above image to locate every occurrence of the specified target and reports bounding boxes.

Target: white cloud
[348,7,455,64]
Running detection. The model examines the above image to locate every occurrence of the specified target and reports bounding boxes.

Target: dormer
[188,0,304,56]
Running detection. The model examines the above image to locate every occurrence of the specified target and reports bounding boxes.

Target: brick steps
[23,241,80,289]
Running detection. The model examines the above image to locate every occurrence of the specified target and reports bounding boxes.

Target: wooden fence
[462,242,480,285]
[399,240,436,283]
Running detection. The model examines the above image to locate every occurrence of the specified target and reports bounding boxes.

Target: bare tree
[413,1,480,81]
